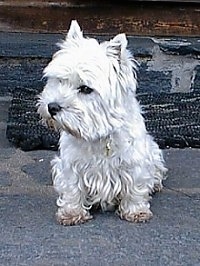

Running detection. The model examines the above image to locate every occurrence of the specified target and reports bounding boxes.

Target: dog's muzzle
[48,102,61,117]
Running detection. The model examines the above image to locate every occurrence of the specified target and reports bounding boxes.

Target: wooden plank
[138,0,200,1]
[0,2,200,36]
[1,0,200,4]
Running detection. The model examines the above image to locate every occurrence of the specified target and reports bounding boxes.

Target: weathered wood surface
[0,1,200,36]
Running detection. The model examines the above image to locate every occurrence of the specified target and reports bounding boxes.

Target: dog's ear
[67,20,83,40]
[106,33,128,59]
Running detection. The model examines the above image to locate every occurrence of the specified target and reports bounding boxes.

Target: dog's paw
[118,210,153,223]
[56,209,93,226]
[152,183,163,194]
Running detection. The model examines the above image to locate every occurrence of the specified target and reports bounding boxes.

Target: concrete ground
[0,96,200,266]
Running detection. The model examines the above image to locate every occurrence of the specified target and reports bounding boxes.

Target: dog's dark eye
[58,79,64,85]
[78,85,93,94]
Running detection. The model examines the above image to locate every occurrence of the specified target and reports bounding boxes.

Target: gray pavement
[0,96,200,266]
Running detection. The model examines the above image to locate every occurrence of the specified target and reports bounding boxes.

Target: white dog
[37,20,167,225]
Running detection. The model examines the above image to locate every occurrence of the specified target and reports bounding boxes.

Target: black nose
[48,102,61,116]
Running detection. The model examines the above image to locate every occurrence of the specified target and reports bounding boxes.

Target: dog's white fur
[38,20,167,225]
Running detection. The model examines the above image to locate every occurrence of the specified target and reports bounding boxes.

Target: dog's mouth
[46,117,81,138]
[63,125,81,138]
[57,116,81,138]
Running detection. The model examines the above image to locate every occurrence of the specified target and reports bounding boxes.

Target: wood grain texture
[0,2,200,36]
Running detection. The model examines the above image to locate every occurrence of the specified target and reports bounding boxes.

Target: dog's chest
[62,134,132,204]
[74,155,122,204]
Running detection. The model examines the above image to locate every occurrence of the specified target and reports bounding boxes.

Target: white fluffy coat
[37,20,167,225]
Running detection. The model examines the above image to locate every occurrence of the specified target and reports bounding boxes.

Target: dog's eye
[78,85,93,94]
[58,79,64,85]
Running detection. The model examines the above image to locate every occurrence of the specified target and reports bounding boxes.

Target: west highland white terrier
[37,20,167,225]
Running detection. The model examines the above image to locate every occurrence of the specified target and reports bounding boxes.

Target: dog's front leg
[118,178,153,223]
[118,195,153,223]
[56,197,93,226]
[51,157,93,226]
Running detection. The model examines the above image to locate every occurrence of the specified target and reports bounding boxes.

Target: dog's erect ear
[67,20,83,39]
[106,33,128,59]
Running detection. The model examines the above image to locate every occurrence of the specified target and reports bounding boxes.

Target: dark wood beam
[0,1,200,36]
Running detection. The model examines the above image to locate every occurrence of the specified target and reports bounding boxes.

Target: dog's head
[37,20,137,141]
